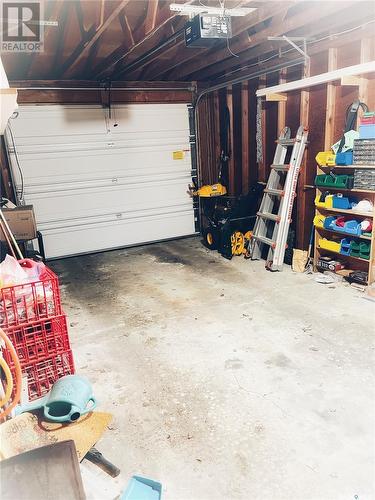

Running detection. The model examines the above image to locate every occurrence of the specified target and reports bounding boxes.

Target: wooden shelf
[317,247,370,263]
[315,186,375,194]
[318,164,375,170]
[316,227,372,240]
[316,206,374,217]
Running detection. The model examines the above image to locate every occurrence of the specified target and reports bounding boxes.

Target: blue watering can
[17,375,97,423]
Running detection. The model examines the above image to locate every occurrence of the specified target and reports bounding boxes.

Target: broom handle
[0,209,23,260]
[0,219,17,259]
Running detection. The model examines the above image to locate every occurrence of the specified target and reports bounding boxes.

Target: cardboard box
[0,205,37,241]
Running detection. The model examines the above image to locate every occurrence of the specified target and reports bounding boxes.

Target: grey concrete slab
[50,236,375,500]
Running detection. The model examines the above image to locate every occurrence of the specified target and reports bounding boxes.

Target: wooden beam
[10,80,192,89]
[61,0,131,78]
[25,0,63,78]
[227,85,236,194]
[324,48,337,151]
[296,60,311,250]
[340,75,362,86]
[267,93,287,102]
[183,1,365,81]
[359,38,372,107]
[52,2,70,76]
[257,60,375,98]
[144,0,159,35]
[119,12,135,47]
[241,81,250,195]
[277,70,287,133]
[92,1,184,79]
[258,75,267,183]
[208,8,372,85]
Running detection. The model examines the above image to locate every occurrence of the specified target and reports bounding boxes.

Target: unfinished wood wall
[198,36,375,250]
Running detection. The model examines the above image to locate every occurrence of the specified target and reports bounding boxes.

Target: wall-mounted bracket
[268,36,311,64]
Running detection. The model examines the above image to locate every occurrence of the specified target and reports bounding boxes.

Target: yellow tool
[188,183,227,198]
[231,231,245,256]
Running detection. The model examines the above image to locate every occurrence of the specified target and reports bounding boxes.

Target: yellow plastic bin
[318,238,341,253]
[315,193,333,208]
[313,214,326,229]
[316,151,336,167]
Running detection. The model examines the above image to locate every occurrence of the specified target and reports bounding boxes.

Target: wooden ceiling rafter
[219,20,375,87]
[178,0,348,81]
[91,0,193,80]
[25,0,64,79]
[194,2,375,82]
[61,0,131,78]
[51,1,71,77]
[113,15,188,80]
[74,0,86,40]
[119,11,135,47]
[144,0,160,36]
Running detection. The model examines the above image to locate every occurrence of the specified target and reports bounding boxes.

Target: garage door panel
[28,180,192,224]
[16,147,191,190]
[11,106,108,140]
[7,104,196,258]
[41,210,196,259]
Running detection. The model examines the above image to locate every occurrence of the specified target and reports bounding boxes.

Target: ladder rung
[253,235,275,247]
[264,188,283,196]
[257,212,280,222]
[276,139,298,146]
[271,164,289,171]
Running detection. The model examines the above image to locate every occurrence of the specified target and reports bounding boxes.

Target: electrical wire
[6,117,24,203]
[224,0,239,58]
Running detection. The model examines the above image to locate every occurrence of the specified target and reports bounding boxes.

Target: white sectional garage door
[7,104,196,259]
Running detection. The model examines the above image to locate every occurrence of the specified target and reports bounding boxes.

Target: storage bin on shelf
[314,193,353,209]
[335,151,353,165]
[350,240,360,258]
[318,238,341,253]
[0,264,62,328]
[315,174,354,189]
[313,214,326,228]
[323,216,362,236]
[359,242,371,260]
[316,151,336,166]
[340,238,351,256]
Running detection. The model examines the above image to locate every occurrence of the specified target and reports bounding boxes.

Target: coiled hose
[0,327,22,419]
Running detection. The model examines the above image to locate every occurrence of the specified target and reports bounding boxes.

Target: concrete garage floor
[50,236,374,500]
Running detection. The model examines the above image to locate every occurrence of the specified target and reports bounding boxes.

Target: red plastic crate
[3,315,71,367]
[20,350,75,401]
[0,266,62,328]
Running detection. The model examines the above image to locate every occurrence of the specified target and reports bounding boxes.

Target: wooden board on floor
[0,440,85,500]
[0,411,112,461]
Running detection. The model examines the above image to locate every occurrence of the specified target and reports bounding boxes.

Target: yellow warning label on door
[173,150,185,160]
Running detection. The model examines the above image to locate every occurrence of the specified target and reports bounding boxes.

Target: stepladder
[248,125,308,271]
